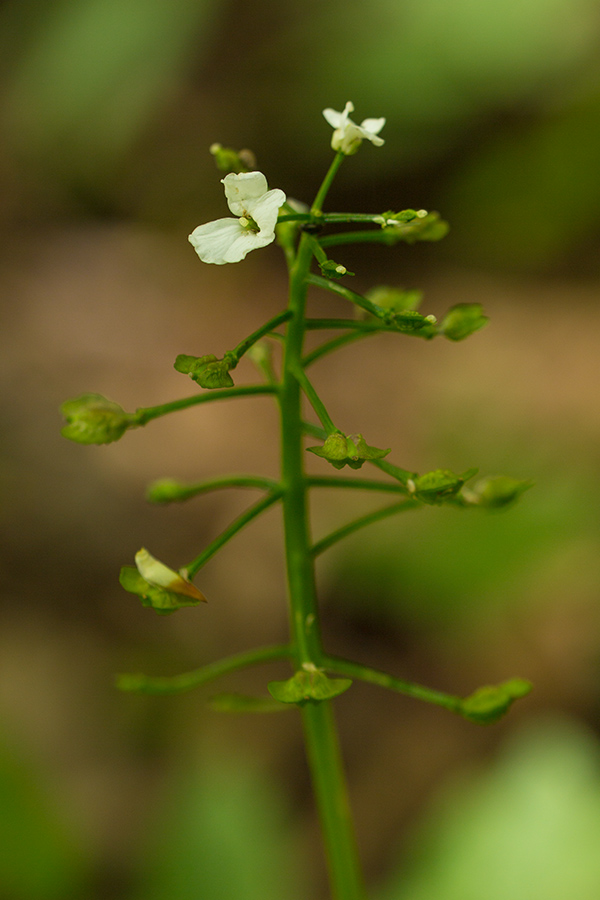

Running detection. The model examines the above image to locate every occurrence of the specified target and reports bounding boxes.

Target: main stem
[280,230,366,900]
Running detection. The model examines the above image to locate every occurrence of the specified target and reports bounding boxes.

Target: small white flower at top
[189,171,286,265]
[322,101,385,155]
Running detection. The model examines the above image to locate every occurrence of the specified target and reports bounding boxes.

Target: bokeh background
[2,1,600,897]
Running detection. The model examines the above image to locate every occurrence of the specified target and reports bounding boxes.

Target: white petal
[223,171,269,215]
[246,188,286,232]
[323,108,343,128]
[189,218,246,265]
[360,117,386,136]
[221,229,276,263]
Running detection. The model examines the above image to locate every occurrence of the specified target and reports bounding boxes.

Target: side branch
[134,384,279,426]
[186,491,283,578]
[147,474,280,504]
[311,499,418,557]
[323,655,462,714]
[117,644,292,694]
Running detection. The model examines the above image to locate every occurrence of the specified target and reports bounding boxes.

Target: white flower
[322,101,385,155]
[189,171,286,265]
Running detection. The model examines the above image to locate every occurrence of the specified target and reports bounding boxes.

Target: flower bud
[459,678,532,724]
[174,354,234,389]
[462,475,533,509]
[268,664,352,704]
[307,432,390,470]
[60,393,134,444]
[440,303,489,341]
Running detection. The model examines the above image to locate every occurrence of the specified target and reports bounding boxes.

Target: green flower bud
[459,678,532,725]
[119,548,207,614]
[268,664,352,704]
[380,210,449,243]
[307,432,390,470]
[440,303,489,341]
[319,259,355,278]
[145,478,185,504]
[462,475,533,509]
[60,393,134,445]
[209,143,255,174]
[174,353,234,389]
[409,467,477,504]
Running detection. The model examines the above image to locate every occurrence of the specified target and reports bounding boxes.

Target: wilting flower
[119,548,207,614]
[189,171,286,264]
[322,102,385,155]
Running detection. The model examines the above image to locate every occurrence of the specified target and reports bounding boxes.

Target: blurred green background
[1,0,600,897]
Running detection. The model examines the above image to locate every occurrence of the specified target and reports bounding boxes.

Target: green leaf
[60,393,134,444]
[268,666,352,704]
[459,678,533,724]
[208,693,292,713]
[174,353,234,389]
[119,566,204,615]
[440,303,489,341]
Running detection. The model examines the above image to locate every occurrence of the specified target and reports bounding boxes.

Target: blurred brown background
[2,1,600,898]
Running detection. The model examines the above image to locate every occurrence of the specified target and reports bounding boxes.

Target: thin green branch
[307,476,409,495]
[305,318,388,332]
[147,474,280,504]
[303,330,378,368]
[307,274,387,320]
[116,644,292,695]
[133,385,279,426]
[186,491,283,578]
[311,151,346,214]
[292,365,338,435]
[323,655,462,714]
[319,230,402,248]
[311,499,418,557]
[229,310,292,363]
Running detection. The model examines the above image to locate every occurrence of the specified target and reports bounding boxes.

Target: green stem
[303,330,376,368]
[229,310,292,364]
[302,701,366,900]
[307,273,389,320]
[292,365,338,435]
[323,655,462,714]
[320,230,401,248]
[305,319,389,332]
[279,152,366,894]
[311,152,346,214]
[186,491,282,577]
[116,644,291,694]
[147,474,280,504]
[134,385,278,425]
[311,499,418,557]
[308,476,410,494]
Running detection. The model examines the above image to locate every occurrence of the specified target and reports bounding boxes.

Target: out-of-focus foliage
[0,739,90,899]
[1,0,599,270]
[133,753,306,900]
[379,718,600,900]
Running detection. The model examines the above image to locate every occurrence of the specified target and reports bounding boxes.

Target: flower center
[239,214,260,233]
